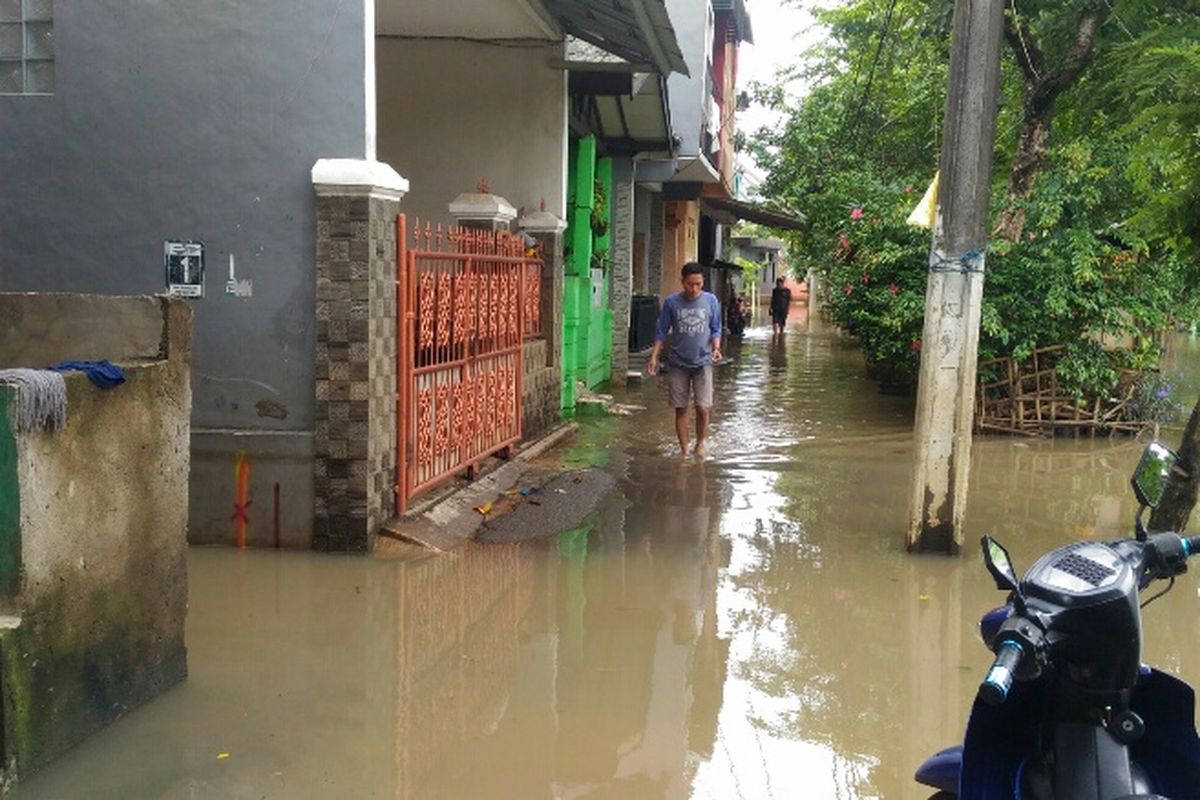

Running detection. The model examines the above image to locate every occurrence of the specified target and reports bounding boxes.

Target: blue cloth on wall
[49,360,126,389]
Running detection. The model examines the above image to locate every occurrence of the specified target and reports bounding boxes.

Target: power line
[845,0,899,134]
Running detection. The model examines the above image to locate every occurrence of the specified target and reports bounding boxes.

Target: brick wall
[314,192,399,552]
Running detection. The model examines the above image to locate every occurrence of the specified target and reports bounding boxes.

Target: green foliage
[590,180,608,236]
[1101,16,1200,257]
[1053,341,1118,400]
[733,256,764,288]
[1127,369,1186,425]
[751,0,1200,403]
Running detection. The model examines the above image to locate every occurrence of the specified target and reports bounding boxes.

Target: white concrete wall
[376,39,567,226]
[665,0,714,156]
[0,295,191,777]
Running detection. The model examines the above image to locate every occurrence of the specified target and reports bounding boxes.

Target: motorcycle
[915,442,1200,799]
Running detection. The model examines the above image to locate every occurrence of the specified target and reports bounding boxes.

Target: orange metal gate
[395,214,542,513]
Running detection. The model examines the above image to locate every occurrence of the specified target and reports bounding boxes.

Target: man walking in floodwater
[647,262,722,457]
[770,276,792,335]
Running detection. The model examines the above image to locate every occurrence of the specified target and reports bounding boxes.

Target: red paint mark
[232,454,251,549]
[273,482,281,549]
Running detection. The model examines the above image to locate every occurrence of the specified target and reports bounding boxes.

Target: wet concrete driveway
[17,313,1200,799]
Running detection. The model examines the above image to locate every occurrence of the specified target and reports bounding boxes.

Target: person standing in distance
[770,276,792,336]
[647,262,722,457]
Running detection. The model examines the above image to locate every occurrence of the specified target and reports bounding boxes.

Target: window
[0,0,53,95]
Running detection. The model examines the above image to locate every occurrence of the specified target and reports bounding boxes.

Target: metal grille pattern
[396,215,543,512]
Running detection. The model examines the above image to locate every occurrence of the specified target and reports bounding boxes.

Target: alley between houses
[16,310,1200,800]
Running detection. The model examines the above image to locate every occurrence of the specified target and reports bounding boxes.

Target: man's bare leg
[675,407,689,455]
[694,406,710,456]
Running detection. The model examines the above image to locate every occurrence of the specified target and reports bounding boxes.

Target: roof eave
[541,0,689,77]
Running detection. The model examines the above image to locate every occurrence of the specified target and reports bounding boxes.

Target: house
[730,234,807,303]
[638,1,803,346]
[0,0,686,551]
[561,36,683,391]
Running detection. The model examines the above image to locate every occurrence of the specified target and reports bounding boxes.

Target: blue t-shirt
[655,291,721,368]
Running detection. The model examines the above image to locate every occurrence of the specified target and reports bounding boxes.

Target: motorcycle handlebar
[1184,535,1200,557]
[979,641,1024,706]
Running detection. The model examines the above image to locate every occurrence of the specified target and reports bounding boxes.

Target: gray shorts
[667,364,714,409]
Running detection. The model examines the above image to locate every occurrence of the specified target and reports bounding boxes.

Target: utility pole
[906,0,1006,553]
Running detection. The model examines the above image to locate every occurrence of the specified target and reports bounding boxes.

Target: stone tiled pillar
[647,193,665,302]
[519,208,566,432]
[608,157,635,386]
[311,159,408,553]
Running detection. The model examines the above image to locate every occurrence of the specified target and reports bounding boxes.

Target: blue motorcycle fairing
[979,605,1010,650]
[916,668,1200,798]
[1127,669,1200,799]
[957,674,1044,799]
[914,746,963,793]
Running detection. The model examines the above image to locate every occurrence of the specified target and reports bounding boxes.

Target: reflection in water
[16,319,1200,799]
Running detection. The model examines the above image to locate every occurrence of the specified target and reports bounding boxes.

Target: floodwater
[17,311,1200,799]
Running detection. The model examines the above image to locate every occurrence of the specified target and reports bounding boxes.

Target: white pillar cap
[448,180,517,225]
[312,159,409,200]
[519,209,567,234]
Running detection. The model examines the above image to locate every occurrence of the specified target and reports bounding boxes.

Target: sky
[735,0,827,197]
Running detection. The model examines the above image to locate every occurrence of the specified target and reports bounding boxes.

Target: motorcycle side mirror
[1131,442,1178,509]
[981,536,1021,594]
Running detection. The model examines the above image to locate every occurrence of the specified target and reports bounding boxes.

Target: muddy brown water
[17,313,1200,799]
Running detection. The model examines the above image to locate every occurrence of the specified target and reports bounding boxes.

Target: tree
[994,0,1199,242]
[1101,12,1200,259]
[993,1,1113,241]
[1134,12,1200,532]
[1150,398,1200,533]
[749,0,1200,407]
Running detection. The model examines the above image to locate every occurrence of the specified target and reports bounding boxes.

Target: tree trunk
[994,108,1051,243]
[995,7,1108,242]
[1150,396,1200,533]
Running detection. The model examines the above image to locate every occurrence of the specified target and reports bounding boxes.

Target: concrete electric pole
[906,0,1006,553]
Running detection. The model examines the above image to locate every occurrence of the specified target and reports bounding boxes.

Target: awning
[540,0,689,76]
[701,197,808,232]
[567,48,675,155]
[671,155,721,185]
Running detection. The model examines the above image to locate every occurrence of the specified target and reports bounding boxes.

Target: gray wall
[0,1,371,545]
[665,0,711,156]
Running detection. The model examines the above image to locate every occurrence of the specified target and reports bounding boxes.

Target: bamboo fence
[974,345,1144,437]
